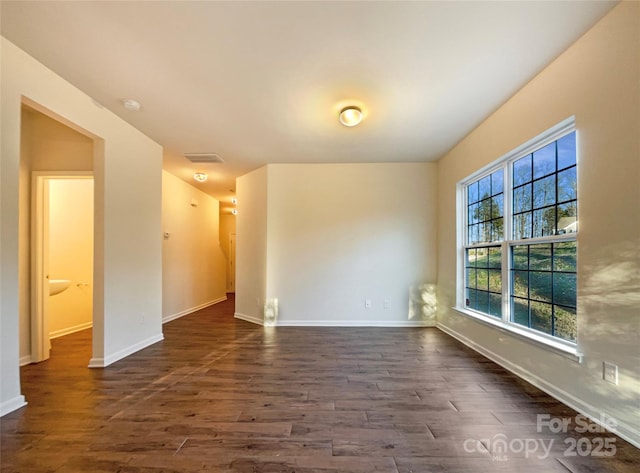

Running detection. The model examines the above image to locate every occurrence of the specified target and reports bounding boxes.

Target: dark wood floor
[2,295,638,472]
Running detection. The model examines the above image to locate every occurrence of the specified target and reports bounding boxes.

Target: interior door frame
[31,171,93,362]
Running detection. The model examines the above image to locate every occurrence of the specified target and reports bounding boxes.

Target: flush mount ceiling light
[339,106,362,127]
[193,172,207,183]
[122,98,141,111]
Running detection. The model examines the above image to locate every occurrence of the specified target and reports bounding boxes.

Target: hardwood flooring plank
[1,295,637,473]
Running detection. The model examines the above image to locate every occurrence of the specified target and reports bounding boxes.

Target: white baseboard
[437,322,640,449]
[88,333,164,368]
[19,355,33,366]
[234,312,263,325]
[0,395,27,417]
[163,296,227,324]
[49,321,93,339]
[276,319,435,327]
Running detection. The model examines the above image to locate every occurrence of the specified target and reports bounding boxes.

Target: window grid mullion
[502,161,512,324]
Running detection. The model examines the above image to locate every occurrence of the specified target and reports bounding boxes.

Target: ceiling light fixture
[339,106,362,127]
[193,172,207,183]
[122,98,141,111]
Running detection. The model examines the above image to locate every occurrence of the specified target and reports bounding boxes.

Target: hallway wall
[161,171,227,322]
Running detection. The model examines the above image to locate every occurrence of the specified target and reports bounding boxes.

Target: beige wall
[235,166,268,324]
[436,2,640,446]
[48,179,94,338]
[266,163,437,325]
[2,37,163,415]
[161,171,227,321]
[236,163,437,326]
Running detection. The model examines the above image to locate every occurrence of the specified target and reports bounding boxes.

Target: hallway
[1,296,638,472]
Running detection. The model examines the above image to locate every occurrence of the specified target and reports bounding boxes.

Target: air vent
[183,153,224,164]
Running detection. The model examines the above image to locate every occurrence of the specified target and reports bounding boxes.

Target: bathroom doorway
[31,174,94,362]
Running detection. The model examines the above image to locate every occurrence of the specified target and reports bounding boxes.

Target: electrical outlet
[603,362,618,385]
[384,299,390,309]
[365,299,371,309]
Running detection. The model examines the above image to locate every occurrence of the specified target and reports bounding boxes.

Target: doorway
[31,174,94,362]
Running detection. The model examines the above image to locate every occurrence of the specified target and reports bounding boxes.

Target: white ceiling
[1,1,616,210]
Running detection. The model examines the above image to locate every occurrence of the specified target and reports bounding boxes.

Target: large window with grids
[460,118,577,346]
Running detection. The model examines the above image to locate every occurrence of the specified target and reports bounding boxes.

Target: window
[459,118,577,346]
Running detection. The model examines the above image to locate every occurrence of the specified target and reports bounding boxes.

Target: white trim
[275,319,435,327]
[19,355,33,366]
[437,322,640,449]
[234,312,263,326]
[0,396,27,417]
[451,306,581,362]
[49,321,93,339]
[162,296,227,324]
[88,333,164,368]
[31,172,94,363]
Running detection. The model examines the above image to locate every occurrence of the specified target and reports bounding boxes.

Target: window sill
[451,307,583,364]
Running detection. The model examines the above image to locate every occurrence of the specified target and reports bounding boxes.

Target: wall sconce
[193,172,207,182]
[339,106,363,127]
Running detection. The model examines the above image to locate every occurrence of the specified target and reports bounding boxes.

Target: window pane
[512,298,529,326]
[468,224,479,244]
[488,269,502,293]
[476,290,489,314]
[466,248,477,267]
[553,242,576,272]
[476,248,489,267]
[513,154,532,186]
[513,184,532,214]
[533,207,556,237]
[476,269,489,290]
[514,212,532,240]
[469,203,479,224]
[553,273,576,307]
[531,301,553,335]
[492,194,504,217]
[554,306,577,342]
[530,271,552,303]
[467,268,476,289]
[512,246,528,270]
[513,270,528,298]
[533,142,556,179]
[558,167,577,202]
[478,175,491,200]
[468,181,479,204]
[491,169,504,196]
[533,175,555,208]
[557,202,577,234]
[489,293,502,317]
[529,244,552,270]
[488,247,502,268]
[557,132,576,170]
[491,218,504,242]
[466,289,477,309]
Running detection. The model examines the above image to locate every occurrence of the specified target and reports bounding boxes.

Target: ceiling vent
[183,153,224,164]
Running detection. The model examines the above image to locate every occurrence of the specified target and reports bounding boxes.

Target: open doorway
[31,174,94,362]
[20,104,95,364]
